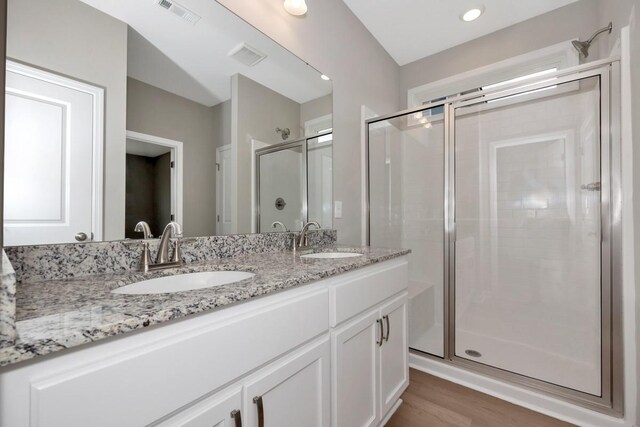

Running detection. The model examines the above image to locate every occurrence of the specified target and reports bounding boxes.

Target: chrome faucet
[157,221,183,264]
[296,221,321,249]
[271,221,289,232]
[126,221,192,273]
[134,221,153,239]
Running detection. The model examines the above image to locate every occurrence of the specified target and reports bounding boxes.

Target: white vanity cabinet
[154,337,330,427]
[242,338,330,427]
[0,256,408,427]
[330,259,409,427]
[153,387,243,427]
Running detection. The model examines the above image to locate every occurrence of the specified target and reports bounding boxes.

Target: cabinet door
[379,293,409,418]
[332,309,381,427]
[153,387,243,427]
[243,338,330,427]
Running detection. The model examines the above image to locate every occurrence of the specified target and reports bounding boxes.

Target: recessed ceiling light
[461,7,484,22]
[283,0,307,16]
[321,74,330,81]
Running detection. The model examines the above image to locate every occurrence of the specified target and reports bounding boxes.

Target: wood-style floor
[386,369,575,427]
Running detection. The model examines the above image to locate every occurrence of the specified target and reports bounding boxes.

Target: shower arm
[585,22,612,45]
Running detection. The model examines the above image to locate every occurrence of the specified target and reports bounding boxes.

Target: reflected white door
[216,145,233,235]
[4,61,103,246]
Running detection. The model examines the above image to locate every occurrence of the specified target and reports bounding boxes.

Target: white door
[4,61,103,246]
[332,309,380,427]
[216,145,233,235]
[153,387,242,427]
[379,293,409,418]
[243,339,330,427]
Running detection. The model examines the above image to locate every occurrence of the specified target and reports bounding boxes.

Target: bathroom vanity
[0,243,409,427]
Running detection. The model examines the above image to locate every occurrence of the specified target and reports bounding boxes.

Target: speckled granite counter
[0,246,409,367]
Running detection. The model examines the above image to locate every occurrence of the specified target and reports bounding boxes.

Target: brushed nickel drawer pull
[383,315,390,342]
[230,409,242,427]
[253,396,264,427]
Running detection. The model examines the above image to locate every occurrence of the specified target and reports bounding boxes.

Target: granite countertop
[0,246,409,367]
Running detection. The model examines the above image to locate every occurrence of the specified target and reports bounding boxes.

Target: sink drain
[465,349,482,358]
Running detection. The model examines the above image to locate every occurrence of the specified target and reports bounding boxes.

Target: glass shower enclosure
[367,63,621,412]
[255,133,333,232]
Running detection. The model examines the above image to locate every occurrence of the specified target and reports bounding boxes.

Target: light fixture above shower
[572,22,612,58]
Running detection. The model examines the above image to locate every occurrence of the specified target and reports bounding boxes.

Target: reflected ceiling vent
[228,43,267,67]
[155,0,201,25]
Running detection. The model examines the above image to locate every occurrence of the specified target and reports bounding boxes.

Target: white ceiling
[80,0,331,106]
[341,0,580,66]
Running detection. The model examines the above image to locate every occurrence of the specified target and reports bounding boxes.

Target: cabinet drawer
[29,287,329,427]
[329,257,408,327]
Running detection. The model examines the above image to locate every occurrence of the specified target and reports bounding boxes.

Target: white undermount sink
[301,252,363,259]
[111,271,255,295]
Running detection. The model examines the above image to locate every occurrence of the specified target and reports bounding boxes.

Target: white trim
[361,106,378,246]
[250,139,269,233]
[125,130,184,227]
[620,24,638,426]
[409,353,630,427]
[407,40,579,109]
[216,144,234,235]
[304,114,333,137]
[5,60,105,241]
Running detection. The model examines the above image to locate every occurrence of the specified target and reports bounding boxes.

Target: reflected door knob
[75,232,88,242]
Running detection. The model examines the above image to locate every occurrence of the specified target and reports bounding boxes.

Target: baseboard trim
[410,353,632,427]
[380,398,403,426]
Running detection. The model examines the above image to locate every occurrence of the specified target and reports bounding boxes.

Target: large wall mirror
[3,0,333,246]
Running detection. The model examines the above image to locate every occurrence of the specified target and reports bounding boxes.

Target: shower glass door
[452,76,603,395]
[368,106,445,357]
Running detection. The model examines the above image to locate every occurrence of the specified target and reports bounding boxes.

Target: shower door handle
[581,182,601,191]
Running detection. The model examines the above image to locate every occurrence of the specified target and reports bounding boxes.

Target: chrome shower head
[572,40,590,58]
[572,22,612,58]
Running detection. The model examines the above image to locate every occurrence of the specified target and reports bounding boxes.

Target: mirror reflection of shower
[572,22,612,58]
[254,132,333,233]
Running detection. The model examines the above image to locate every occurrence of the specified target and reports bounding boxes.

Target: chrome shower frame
[365,58,623,415]
[254,131,333,233]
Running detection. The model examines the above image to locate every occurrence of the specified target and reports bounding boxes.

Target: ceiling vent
[155,0,201,25]
[228,43,267,67]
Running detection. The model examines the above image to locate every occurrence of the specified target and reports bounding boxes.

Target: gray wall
[232,73,302,233]
[6,0,128,240]
[301,94,332,129]
[399,0,599,106]
[218,0,401,245]
[127,77,220,238]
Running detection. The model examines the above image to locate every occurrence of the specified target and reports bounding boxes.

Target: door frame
[125,130,183,226]
[216,144,233,235]
[6,59,105,241]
